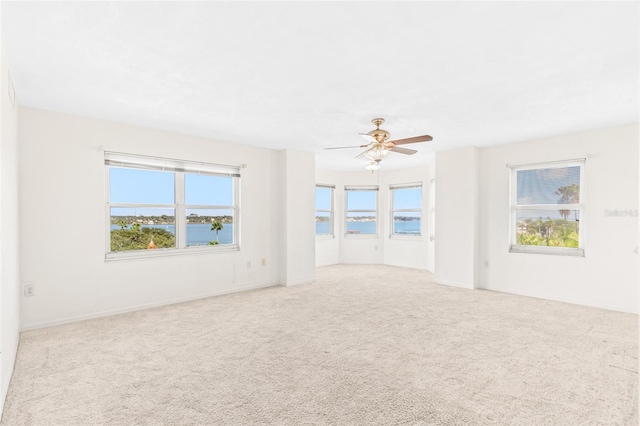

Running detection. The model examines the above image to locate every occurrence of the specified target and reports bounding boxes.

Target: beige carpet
[1,265,637,425]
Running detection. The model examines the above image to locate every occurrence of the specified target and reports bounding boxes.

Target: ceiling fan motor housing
[368,119,390,143]
[367,128,390,143]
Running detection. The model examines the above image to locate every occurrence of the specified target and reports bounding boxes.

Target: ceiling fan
[325,118,433,171]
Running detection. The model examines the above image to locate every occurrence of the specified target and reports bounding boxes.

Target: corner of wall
[0,40,21,419]
[434,146,481,290]
[280,149,316,285]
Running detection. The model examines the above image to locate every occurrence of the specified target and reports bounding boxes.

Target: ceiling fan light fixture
[364,147,389,161]
[365,160,381,172]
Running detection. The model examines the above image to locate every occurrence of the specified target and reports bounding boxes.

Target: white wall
[479,124,639,313]
[18,107,301,329]
[315,166,434,270]
[280,149,316,286]
[0,43,20,417]
[434,146,480,289]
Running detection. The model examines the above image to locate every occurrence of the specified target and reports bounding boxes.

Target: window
[390,183,422,237]
[510,159,584,256]
[429,179,435,242]
[105,152,240,258]
[315,185,334,237]
[345,186,378,236]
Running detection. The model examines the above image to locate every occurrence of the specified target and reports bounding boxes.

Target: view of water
[316,221,421,235]
[113,220,421,246]
[110,224,234,246]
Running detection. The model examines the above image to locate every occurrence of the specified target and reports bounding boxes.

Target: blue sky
[515,166,581,221]
[110,168,233,216]
[110,168,175,204]
[316,187,423,211]
[112,168,425,216]
[392,188,421,210]
[315,187,332,210]
[346,191,376,210]
[517,166,580,205]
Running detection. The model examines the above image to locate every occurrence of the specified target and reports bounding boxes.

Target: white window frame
[389,182,422,238]
[429,179,435,242]
[315,184,335,238]
[105,152,241,260]
[344,186,379,238]
[509,159,585,256]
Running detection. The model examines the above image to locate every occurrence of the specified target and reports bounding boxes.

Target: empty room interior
[0,2,638,425]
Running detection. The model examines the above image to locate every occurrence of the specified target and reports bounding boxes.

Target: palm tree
[555,184,579,221]
[211,220,223,243]
[544,217,555,246]
[535,217,543,236]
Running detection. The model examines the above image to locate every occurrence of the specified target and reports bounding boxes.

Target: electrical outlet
[24,285,35,297]
[484,260,489,267]
[261,258,266,266]
[247,261,251,268]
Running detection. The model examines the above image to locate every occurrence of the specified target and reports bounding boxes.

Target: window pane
[185,174,233,206]
[515,209,580,247]
[110,207,175,251]
[429,179,435,241]
[393,212,421,235]
[110,168,174,204]
[315,187,332,210]
[346,212,376,235]
[347,190,376,210]
[517,166,580,205]
[392,187,422,209]
[186,208,234,246]
[316,211,332,235]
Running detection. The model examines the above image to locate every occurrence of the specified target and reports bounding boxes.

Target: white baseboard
[481,284,638,314]
[20,282,278,331]
[383,261,432,272]
[434,279,474,290]
[281,278,315,287]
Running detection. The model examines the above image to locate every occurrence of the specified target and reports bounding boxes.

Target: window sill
[389,234,422,241]
[509,245,584,257]
[105,245,240,262]
[316,235,335,240]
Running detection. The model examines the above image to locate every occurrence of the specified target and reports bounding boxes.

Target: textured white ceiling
[2,2,638,171]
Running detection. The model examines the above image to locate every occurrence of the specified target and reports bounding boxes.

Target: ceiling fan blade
[388,135,433,145]
[359,133,377,144]
[390,146,418,155]
[355,147,374,159]
[324,145,367,150]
